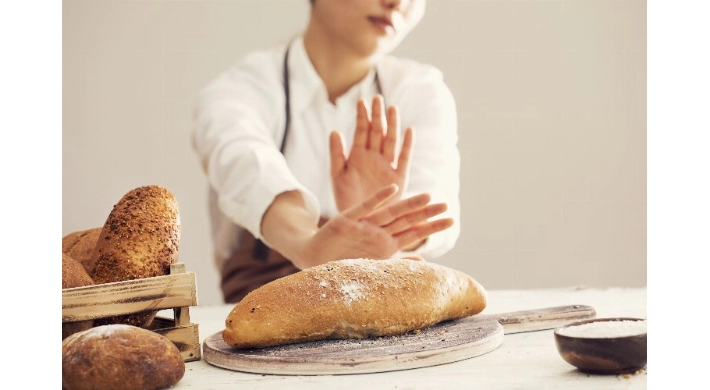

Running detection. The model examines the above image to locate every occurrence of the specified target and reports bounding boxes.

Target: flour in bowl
[557,319,647,338]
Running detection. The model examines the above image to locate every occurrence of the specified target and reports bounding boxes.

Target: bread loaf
[62,227,101,274]
[91,185,181,328]
[62,324,185,390]
[62,253,95,340]
[223,258,487,349]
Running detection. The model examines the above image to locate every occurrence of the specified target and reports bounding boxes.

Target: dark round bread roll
[91,185,181,328]
[62,324,185,390]
[62,227,102,274]
[62,253,94,339]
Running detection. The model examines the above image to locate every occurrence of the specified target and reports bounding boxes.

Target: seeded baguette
[223,258,487,349]
[91,185,181,328]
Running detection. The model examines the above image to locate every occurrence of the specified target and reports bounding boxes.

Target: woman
[192,0,461,303]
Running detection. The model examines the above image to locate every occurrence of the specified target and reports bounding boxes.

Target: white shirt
[192,36,460,271]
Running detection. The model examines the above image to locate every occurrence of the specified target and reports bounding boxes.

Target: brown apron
[220,217,328,303]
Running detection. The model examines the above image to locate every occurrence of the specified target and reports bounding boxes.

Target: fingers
[363,193,432,227]
[354,97,408,169]
[382,203,448,235]
[368,95,386,152]
[360,192,452,253]
[394,218,455,249]
[343,183,399,219]
[353,99,369,148]
[396,126,414,174]
[382,105,399,162]
[329,131,346,177]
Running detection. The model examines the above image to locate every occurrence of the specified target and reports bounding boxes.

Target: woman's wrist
[260,190,319,269]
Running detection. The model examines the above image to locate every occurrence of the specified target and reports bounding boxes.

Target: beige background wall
[62,0,647,306]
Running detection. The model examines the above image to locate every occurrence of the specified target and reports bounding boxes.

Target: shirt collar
[287,35,380,114]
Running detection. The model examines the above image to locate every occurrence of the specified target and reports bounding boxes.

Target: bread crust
[62,324,185,390]
[91,185,181,328]
[62,227,102,274]
[62,254,95,339]
[223,258,487,348]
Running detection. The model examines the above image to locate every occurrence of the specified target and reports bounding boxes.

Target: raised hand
[297,184,454,268]
[329,95,414,212]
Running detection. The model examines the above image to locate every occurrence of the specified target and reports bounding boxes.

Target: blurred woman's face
[310,0,426,57]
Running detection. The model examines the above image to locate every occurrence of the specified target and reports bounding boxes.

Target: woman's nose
[383,0,405,10]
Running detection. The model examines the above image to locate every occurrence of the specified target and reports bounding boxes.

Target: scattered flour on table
[557,320,647,338]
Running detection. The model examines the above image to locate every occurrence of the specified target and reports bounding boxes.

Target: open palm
[300,184,452,267]
[330,95,414,212]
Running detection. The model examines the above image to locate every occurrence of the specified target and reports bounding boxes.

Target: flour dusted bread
[62,254,95,340]
[91,185,181,328]
[62,324,185,390]
[223,258,487,348]
[62,227,102,274]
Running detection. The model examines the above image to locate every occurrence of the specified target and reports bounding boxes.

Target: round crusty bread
[62,253,95,340]
[62,227,102,274]
[91,185,181,328]
[62,324,185,390]
[223,258,488,349]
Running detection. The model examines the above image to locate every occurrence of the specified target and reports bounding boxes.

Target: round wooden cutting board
[202,315,505,375]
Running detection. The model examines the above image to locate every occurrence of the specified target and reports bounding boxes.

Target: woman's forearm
[259,190,319,269]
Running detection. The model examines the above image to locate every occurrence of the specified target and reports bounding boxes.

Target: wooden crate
[62,263,201,362]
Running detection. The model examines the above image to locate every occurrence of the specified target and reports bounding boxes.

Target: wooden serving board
[203,305,595,375]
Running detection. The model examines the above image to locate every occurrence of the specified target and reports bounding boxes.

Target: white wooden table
[174,287,647,389]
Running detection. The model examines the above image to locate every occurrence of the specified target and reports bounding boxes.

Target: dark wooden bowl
[554,317,647,375]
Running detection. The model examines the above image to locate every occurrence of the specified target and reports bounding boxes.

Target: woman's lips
[368,16,395,34]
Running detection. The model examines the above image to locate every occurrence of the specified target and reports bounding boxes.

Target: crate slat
[62,272,197,322]
[150,317,202,362]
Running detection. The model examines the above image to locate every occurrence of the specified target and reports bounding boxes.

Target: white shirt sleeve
[383,60,461,260]
[191,50,320,241]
